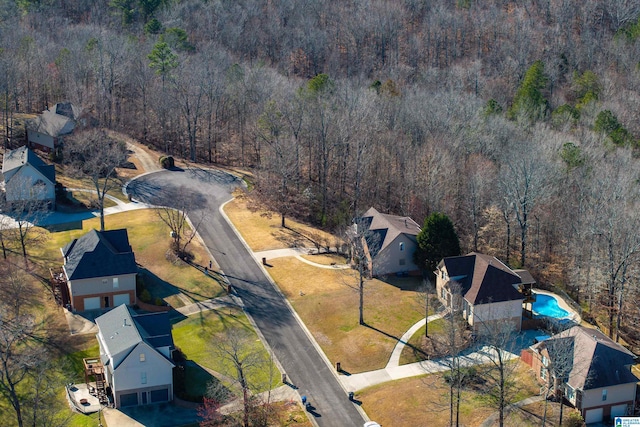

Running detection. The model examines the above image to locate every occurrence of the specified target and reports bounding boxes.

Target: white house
[95,304,175,408]
[1,146,56,208]
[355,207,421,277]
[435,252,527,333]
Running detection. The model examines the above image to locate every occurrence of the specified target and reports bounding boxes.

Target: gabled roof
[533,325,637,390]
[356,207,421,257]
[440,252,523,305]
[26,109,76,137]
[96,304,174,370]
[2,146,55,184]
[62,229,137,280]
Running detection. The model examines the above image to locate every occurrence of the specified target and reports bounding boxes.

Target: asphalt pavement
[126,167,367,427]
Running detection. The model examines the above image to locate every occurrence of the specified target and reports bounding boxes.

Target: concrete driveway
[126,167,366,427]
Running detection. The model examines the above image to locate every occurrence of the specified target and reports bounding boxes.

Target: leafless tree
[212,327,275,427]
[499,139,555,267]
[153,184,208,257]
[476,317,522,427]
[0,263,60,427]
[63,129,129,231]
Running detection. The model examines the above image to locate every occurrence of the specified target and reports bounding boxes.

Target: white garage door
[611,404,628,417]
[584,408,603,424]
[113,293,130,307]
[83,297,100,310]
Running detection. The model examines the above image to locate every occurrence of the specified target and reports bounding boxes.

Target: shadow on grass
[363,323,429,360]
[379,275,423,291]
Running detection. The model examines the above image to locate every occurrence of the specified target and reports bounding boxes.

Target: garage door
[611,404,628,417]
[113,293,130,307]
[83,297,100,310]
[150,388,169,403]
[584,408,603,424]
[119,392,138,407]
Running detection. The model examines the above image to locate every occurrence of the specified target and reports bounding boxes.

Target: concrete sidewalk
[174,295,238,316]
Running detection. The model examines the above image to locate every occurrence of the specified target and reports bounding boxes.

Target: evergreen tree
[414,213,461,274]
[508,60,549,122]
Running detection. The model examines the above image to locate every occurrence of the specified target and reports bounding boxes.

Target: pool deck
[532,289,581,323]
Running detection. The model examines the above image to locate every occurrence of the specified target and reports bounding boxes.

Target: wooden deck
[83,358,109,405]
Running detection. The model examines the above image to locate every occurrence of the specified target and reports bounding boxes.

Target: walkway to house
[253,247,350,270]
[385,312,445,369]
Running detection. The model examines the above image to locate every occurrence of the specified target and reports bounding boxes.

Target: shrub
[140,289,152,303]
[159,155,175,169]
[154,297,164,306]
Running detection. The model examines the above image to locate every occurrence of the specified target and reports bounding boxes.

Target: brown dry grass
[359,362,543,427]
[299,253,348,265]
[224,196,341,252]
[267,257,423,373]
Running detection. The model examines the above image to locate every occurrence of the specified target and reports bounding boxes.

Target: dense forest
[2,0,640,344]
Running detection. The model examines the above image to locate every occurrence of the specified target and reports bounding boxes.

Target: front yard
[30,209,226,308]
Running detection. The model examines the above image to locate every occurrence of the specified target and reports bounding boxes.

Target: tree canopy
[414,213,461,274]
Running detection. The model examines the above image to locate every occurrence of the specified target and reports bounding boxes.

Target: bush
[140,289,152,303]
[563,410,584,427]
[154,297,164,306]
[159,155,175,169]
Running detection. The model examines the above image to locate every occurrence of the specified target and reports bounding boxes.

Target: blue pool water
[532,293,570,318]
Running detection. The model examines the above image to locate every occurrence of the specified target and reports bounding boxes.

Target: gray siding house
[355,207,421,277]
[61,229,137,312]
[1,146,56,208]
[26,102,80,152]
[95,304,175,408]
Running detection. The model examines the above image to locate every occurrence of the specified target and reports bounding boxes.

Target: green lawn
[29,209,226,308]
[172,308,280,396]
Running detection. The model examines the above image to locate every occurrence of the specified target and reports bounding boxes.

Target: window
[140,353,145,362]
[141,372,147,384]
[540,366,548,380]
[399,242,404,251]
[541,356,549,367]
[602,389,607,401]
[566,385,575,401]
[102,279,108,285]
[399,258,406,266]
[113,277,119,288]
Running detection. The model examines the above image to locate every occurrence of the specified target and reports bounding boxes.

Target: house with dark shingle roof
[1,146,56,208]
[435,252,528,333]
[354,207,421,277]
[61,229,137,312]
[523,325,638,424]
[95,304,175,408]
[26,102,80,152]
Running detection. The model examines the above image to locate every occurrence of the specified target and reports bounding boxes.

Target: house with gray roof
[523,325,638,424]
[435,252,529,333]
[1,146,56,208]
[95,304,175,408]
[26,102,80,152]
[354,207,421,277]
[61,229,137,312]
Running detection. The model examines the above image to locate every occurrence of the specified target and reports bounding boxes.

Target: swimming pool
[532,293,570,319]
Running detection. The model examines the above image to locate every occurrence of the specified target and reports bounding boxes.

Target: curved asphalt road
[127,168,365,427]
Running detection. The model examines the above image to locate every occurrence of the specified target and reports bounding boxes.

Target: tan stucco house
[96,304,175,408]
[522,326,637,424]
[435,252,528,333]
[1,146,56,208]
[354,207,421,277]
[61,229,137,312]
